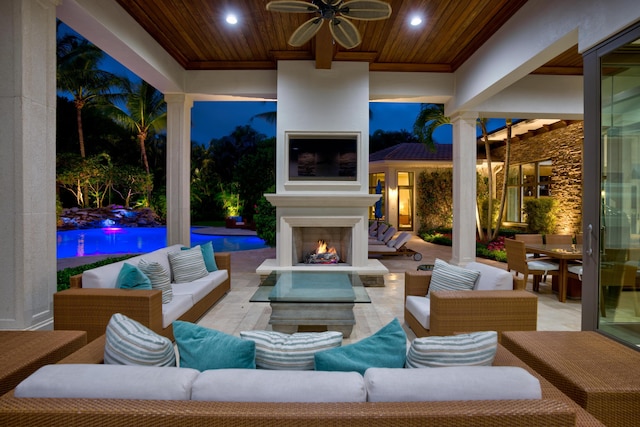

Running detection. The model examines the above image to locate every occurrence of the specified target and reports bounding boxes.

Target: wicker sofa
[405,262,538,340]
[53,245,231,342]
[0,335,604,426]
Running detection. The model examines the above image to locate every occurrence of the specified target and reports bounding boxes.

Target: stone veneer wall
[491,121,583,235]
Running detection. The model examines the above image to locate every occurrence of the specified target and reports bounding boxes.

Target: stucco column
[0,0,59,329]
[164,93,193,246]
[450,112,478,266]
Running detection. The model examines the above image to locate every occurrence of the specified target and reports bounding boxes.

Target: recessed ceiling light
[410,16,423,26]
[226,14,238,25]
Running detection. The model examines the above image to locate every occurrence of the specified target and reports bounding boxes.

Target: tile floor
[195,236,582,343]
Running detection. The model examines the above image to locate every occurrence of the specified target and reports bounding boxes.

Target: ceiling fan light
[226,14,238,25]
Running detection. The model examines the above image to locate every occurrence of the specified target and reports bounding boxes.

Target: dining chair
[545,234,573,245]
[514,234,543,258]
[504,238,560,292]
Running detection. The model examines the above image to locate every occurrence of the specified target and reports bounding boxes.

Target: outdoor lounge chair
[368,226,396,245]
[368,232,423,261]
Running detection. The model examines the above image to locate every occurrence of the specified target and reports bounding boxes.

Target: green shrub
[254,186,276,247]
[57,255,134,292]
[523,198,558,234]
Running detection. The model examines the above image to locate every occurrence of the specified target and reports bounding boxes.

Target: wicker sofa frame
[0,335,604,426]
[405,270,537,341]
[53,252,231,342]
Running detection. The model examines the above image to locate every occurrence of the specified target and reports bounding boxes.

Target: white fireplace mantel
[265,193,381,207]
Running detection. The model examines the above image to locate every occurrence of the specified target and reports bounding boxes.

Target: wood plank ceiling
[114,0,583,74]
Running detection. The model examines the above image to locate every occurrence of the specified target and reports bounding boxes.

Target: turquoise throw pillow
[314,318,406,375]
[200,241,218,272]
[173,321,255,371]
[116,263,152,290]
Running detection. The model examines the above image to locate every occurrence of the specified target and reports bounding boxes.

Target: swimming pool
[56,227,268,258]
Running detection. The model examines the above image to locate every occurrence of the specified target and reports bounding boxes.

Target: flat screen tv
[288,134,358,181]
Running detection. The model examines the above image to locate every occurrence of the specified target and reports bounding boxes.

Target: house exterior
[369,120,583,235]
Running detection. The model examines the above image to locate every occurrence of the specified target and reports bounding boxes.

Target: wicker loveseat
[53,245,231,342]
[0,335,604,426]
[405,262,538,341]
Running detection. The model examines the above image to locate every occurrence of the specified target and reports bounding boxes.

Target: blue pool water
[56,227,268,258]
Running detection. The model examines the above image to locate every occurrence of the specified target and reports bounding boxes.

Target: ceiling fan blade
[330,17,362,49]
[266,1,319,13]
[340,0,392,20]
[289,18,325,46]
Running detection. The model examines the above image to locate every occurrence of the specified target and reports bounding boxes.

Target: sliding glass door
[585,22,640,347]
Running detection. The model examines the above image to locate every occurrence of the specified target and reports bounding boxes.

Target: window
[506,160,554,223]
[397,171,414,230]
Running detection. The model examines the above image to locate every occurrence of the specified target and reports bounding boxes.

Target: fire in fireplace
[305,240,340,264]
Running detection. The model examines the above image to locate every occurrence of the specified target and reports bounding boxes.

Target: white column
[450,112,478,266]
[0,0,59,329]
[164,94,193,246]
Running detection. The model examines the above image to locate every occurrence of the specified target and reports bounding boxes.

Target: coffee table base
[269,302,355,337]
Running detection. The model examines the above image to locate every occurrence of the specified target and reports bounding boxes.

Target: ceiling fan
[266,0,392,50]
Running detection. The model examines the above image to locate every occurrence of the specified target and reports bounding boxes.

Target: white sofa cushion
[191,369,366,402]
[15,364,199,400]
[170,270,228,305]
[364,366,542,402]
[466,262,513,291]
[81,245,181,289]
[405,295,430,329]
[161,294,194,328]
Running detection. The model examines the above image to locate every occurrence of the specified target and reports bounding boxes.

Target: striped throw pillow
[405,331,498,368]
[104,313,176,367]
[168,246,208,283]
[240,330,343,370]
[138,259,173,303]
[428,258,480,296]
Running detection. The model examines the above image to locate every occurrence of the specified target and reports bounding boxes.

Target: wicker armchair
[404,270,537,341]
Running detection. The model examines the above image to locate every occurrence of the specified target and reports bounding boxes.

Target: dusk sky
[61,22,502,148]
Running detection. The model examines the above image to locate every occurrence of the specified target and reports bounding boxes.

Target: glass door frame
[583,21,640,334]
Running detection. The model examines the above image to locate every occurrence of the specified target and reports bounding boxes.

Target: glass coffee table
[250,271,371,338]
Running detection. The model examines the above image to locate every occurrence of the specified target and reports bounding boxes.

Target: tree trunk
[492,119,512,240]
[76,104,86,158]
[480,120,493,242]
[138,133,150,174]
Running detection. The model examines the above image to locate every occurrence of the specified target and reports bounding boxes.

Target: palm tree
[411,103,513,242]
[412,104,451,150]
[57,30,120,158]
[108,80,167,174]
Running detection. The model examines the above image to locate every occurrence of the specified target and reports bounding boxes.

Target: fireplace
[293,226,352,265]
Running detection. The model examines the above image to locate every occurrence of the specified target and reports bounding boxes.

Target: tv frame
[284,131,362,191]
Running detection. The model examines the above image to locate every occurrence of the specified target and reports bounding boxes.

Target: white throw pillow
[240,330,343,370]
[405,331,498,368]
[138,258,173,303]
[428,258,480,296]
[168,246,208,283]
[104,313,176,367]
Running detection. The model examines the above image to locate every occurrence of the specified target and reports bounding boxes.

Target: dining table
[523,243,583,303]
